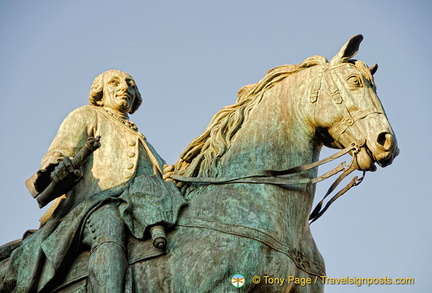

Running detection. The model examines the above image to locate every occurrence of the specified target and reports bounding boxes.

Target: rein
[170,141,366,224]
[170,64,380,223]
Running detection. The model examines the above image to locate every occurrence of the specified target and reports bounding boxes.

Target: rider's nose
[376,132,394,151]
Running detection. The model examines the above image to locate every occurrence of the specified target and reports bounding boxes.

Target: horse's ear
[330,34,363,65]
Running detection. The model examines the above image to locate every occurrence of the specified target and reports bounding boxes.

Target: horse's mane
[173,55,328,178]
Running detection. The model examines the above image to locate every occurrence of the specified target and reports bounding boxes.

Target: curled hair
[88,70,142,114]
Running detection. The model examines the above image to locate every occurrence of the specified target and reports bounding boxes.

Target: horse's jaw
[342,132,399,172]
[354,146,378,171]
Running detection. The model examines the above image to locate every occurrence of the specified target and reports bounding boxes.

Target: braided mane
[173,55,328,178]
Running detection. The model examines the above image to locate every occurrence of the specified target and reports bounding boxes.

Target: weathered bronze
[27,136,102,208]
[0,35,398,292]
[0,70,187,292]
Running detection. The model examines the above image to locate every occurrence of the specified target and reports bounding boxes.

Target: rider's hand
[51,157,82,183]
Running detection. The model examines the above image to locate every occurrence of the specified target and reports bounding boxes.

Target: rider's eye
[109,79,119,86]
[347,75,362,87]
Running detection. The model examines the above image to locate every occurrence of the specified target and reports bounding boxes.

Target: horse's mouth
[353,147,377,172]
[374,147,399,167]
[354,143,399,171]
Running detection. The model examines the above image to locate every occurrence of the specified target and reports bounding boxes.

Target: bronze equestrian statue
[0,35,398,292]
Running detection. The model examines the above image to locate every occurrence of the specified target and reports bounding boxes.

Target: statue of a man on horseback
[0,35,399,293]
[0,70,187,293]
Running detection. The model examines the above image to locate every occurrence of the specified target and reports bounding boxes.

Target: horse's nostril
[377,132,393,151]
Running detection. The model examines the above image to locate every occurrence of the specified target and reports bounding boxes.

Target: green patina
[0,35,398,293]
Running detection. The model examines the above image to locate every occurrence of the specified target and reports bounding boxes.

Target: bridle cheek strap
[331,108,384,142]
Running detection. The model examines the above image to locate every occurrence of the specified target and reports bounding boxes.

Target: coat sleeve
[28,106,97,194]
[41,106,97,169]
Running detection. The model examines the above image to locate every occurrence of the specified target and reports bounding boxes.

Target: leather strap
[309,167,365,223]
[332,108,384,141]
[170,142,359,185]
[178,216,326,276]
[169,141,366,223]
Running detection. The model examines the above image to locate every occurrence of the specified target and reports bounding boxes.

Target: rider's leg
[83,203,127,293]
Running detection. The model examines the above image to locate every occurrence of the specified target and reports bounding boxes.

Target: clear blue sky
[0,1,430,292]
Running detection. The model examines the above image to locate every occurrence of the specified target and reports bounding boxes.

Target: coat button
[127,163,134,170]
[129,140,136,146]
[128,152,135,158]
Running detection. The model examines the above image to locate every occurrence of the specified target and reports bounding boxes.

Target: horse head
[311,34,399,171]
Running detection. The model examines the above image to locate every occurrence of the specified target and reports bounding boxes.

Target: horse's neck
[222,76,320,176]
[218,75,321,237]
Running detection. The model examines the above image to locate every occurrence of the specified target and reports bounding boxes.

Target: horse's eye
[347,75,362,87]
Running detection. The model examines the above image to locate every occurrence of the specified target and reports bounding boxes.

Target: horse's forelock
[353,60,375,85]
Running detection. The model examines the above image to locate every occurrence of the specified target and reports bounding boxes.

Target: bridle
[313,63,385,142]
[170,141,365,223]
[170,63,384,224]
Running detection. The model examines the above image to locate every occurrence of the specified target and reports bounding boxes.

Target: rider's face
[102,71,137,115]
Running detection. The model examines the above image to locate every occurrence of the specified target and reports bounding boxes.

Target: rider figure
[0,70,187,292]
